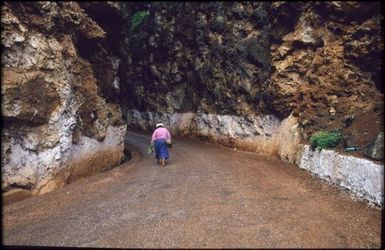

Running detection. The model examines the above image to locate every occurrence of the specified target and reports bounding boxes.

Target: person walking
[151,123,172,167]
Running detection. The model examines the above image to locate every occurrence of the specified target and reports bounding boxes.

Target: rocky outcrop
[1,2,126,196]
[269,2,384,142]
[120,2,383,159]
[1,2,383,205]
[121,2,383,205]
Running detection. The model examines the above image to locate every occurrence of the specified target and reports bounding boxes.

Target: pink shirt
[151,127,171,143]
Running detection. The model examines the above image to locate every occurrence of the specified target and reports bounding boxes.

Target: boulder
[364,132,384,161]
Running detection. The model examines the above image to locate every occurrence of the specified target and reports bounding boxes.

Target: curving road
[2,130,382,248]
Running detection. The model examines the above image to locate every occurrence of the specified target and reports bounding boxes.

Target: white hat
[156,123,164,128]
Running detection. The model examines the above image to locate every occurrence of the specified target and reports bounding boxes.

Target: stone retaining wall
[299,146,384,206]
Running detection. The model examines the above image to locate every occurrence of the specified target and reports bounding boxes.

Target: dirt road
[2,130,382,248]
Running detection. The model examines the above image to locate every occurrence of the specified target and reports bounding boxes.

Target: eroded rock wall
[121,2,383,205]
[1,2,383,205]
[121,2,383,157]
[1,2,126,195]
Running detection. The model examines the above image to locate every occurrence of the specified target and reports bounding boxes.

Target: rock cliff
[1,2,126,195]
[1,2,383,198]
[121,2,383,160]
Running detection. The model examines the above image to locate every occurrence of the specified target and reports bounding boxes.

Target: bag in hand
[147,144,154,154]
[166,139,172,148]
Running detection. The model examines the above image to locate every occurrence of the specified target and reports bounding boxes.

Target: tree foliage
[129,10,150,33]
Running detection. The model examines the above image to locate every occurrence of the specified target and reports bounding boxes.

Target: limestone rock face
[1,1,384,199]
[269,2,383,141]
[1,2,126,195]
[120,2,383,159]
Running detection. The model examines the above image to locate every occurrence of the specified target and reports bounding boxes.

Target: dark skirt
[154,139,169,160]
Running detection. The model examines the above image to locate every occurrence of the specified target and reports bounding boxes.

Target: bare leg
[161,158,165,167]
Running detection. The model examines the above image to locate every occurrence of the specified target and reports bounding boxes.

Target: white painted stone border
[299,145,384,206]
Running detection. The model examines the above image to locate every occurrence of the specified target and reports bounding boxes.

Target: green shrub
[310,131,342,150]
[129,10,150,33]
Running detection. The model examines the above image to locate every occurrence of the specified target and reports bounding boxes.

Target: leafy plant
[310,131,342,150]
[129,10,150,33]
